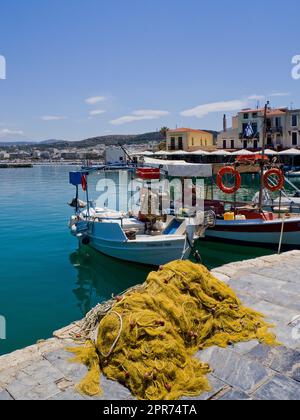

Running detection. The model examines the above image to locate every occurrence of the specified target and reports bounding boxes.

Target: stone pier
[1,251,300,400]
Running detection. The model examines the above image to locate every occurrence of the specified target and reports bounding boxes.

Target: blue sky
[0,0,300,141]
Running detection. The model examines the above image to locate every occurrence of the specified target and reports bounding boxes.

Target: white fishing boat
[286,170,300,179]
[68,166,215,266]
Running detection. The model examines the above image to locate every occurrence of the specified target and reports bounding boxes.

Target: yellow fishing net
[69,260,278,400]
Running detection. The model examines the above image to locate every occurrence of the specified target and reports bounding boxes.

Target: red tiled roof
[239,108,288,116]
[168,128,210,134]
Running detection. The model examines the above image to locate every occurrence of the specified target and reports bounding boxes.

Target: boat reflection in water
[69,245,151,316]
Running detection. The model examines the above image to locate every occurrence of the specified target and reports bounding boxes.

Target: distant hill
[32,131,164,149]
[73,131,164,149]
[0,132,163,149]
[0,141,36,147]
[39,139,66,145]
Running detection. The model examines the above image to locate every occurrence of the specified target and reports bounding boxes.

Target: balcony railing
[266,126,283,134]
[239,133,260,140]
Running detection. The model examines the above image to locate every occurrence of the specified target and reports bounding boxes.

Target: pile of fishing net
[69,260,278,400]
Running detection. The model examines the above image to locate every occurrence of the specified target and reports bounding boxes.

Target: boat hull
[73,220,191,266]
[205,218,300,246]
[87,236,190,266]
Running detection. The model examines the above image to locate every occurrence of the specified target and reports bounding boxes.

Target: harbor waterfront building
[218,107,300,150]
[166,128,215,152]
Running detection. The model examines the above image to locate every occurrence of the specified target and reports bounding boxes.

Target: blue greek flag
[244,122,254,138]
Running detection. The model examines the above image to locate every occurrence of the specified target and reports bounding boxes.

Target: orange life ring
[81,174,87,191]
[217,167,241,194]
[263,169,284,192]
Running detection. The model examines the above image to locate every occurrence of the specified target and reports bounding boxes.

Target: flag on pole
[244,122,254,138]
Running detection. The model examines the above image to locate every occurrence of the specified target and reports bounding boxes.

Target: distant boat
[286,170,300,178]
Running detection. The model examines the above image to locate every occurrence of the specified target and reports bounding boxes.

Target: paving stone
[210,271,230,284]
[181,374,227,401]
[236,292,261,308]
[18,382,61,400]
[247,345,300,382]
[49,388,86,400]
[0,389,13,400]
[273,323,300,350]
[21,359,64,383]
[230,275,300,313]
[89,375,133,400]
[197,347,270,393]
[257,264,300,285]
[253,374,300,400]
[232,340,259,355]
[216,388,252,400]
[249,301,299,325]
[6,369,60,400]
[44,349,88,382]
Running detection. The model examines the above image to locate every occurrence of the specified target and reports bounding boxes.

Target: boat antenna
[258,101,270,212]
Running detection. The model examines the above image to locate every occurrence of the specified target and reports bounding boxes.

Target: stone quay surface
[1,251,300,400]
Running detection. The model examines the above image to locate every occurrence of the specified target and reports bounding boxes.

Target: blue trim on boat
[164,219,182,235]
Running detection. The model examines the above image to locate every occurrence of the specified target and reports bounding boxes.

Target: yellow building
[166,128,214,152]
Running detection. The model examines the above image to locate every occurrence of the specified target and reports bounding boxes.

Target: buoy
[263,168,285,192]
[217,167,241,194]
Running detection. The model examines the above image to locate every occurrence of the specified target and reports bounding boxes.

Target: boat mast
[258,101,269,212]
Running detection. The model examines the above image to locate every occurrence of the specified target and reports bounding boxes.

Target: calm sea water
[0,166,280,355]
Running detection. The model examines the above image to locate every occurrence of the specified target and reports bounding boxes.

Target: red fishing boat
[205,102,300,249]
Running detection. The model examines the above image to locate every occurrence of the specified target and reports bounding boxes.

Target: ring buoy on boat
[217,167,241,194]
[263,168,285,192]
[81,174,87,191]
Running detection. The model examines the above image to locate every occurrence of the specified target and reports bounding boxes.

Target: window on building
[191,137,194,147]
[178,137,183,150]
[253,140,258,149]
[243,113,249,120]
[275,117,281,128]
[252,112,258,118]
[292,132,298,146]
[252,123,258,135]
[205,140,207,146]
[292,115,298,127]
[243,140,247,149]
[223,140,227,149]
[267,136,272,146]
[170,137,176,150]
[230,140,234,149]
